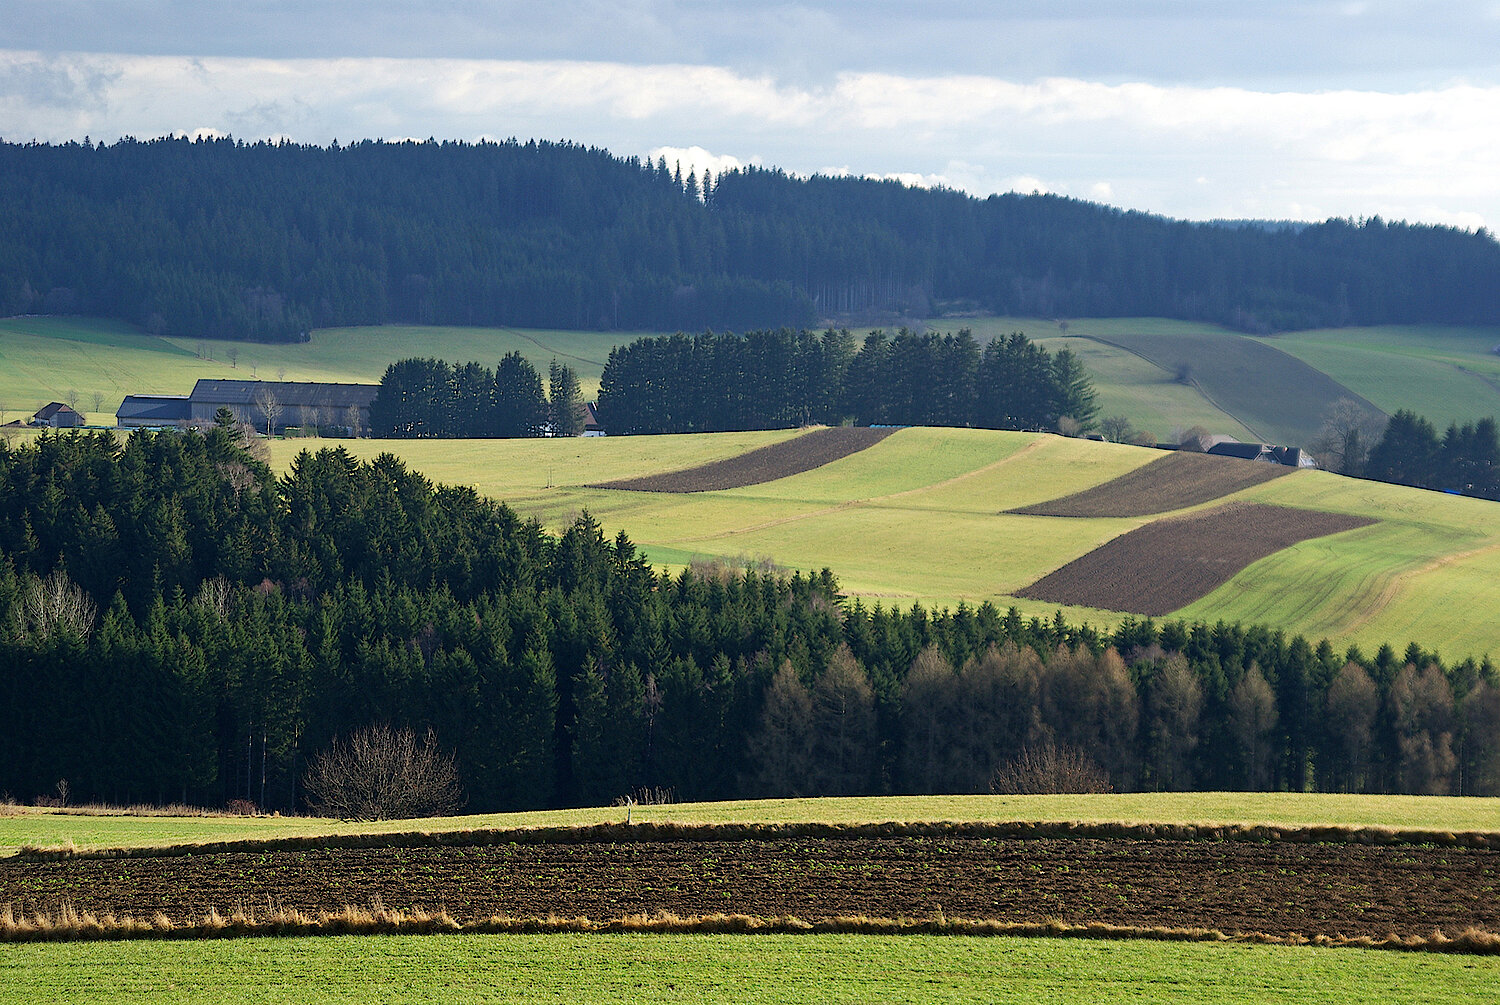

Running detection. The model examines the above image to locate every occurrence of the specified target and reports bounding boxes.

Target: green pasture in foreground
[0,317,630,420]
[273,425,1500,658]
[4,933,1496,1005]
[5,793,1497,856]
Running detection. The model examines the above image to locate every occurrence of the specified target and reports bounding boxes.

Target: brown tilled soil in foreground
[1010,451,1294,518]
[3,836,1496,939]
[1016,502,1376,616]
[590,426,898,493]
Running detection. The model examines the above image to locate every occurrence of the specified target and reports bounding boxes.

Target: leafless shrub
[225,798,259,816]
[990,741,1113,795]
[302,724,466,821]
[1176,425,1213,452]
[612,785,676,808]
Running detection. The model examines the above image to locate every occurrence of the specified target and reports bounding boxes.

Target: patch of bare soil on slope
[1009,451,1293,518]
[591,426,898,493]
[1016,502,1376,615]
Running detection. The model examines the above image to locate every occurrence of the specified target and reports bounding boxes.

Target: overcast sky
[5,2,1500,228]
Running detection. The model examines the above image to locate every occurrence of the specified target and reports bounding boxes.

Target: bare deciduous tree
[15,569,98,641]
[252,384,283,436]
[302,724,466,821]
[1099,414,1134,443]
[1313,397,1383,475]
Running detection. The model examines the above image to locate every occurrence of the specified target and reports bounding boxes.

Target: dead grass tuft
[4,901,1499,954]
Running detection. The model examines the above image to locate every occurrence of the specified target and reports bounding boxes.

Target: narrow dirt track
[4,836,1495,938]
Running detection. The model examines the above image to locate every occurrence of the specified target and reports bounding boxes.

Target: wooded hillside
[1,430,1497,812]
[2,136,1497,341]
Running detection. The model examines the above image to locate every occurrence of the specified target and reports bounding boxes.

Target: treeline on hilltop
[1362,411,1500,500]
[367,353,586,438]
[596,328,1097,435]
[3,136,1499,340]
[1,430,1498,812]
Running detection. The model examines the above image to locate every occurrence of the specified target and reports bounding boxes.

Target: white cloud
[3,50,1500,228]
[648,145,751,181]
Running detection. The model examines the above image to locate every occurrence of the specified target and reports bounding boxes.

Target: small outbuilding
[1207,440,1317,468]
[32,402,84,428]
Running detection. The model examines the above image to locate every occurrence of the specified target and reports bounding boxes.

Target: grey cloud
[0,55,118,110]
[4,2,1498,88]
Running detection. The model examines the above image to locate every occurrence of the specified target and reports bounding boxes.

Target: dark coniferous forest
[2,430,1497,811]
[2,136,1499,341]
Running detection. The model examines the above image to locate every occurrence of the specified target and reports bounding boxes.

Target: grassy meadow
[272,425,1500,659]
[0,317,628,422]
[1255,325,1500,429]
[7,793,1498,858]
[5,932,1498,1005]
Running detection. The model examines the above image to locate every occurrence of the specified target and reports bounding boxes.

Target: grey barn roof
[189,379,379,409]
[118,394,192,422]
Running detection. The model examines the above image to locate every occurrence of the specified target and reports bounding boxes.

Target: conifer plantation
[3,136,1498,342]
[2,429,1497,812]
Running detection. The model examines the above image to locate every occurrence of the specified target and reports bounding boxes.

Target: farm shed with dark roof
[117,394,192,428]
[32,402,83,428]
[188,379,379,434]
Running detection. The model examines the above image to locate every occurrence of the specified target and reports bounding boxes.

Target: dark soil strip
[1016,502,1376,615]
[1010,451,1293,518]
[590,426,898,493]
[4,836,1494,940]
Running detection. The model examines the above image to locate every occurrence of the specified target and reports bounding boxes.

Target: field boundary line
[877,436,1050,503]
[18,818,1500,862]
[499,327,608,368]
[668,437,1049,542]
[4,904,1499,953]
[1340,540,1500,636]
[1075,333,1269,441]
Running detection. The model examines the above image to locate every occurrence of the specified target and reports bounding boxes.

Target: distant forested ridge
[2,136,1498,341]
[2,430,1498,811]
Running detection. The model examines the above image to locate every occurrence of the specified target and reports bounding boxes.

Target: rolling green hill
[0,317,627,423]
[1254,325,1500,429]
[7,316,1500,451]
[271,426,1500,660]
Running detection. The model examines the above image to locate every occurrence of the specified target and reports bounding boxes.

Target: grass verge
[2,931,1498,1003]
[5,793,1499,857]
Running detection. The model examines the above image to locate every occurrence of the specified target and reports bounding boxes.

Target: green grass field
[272,426,1500,659]
[8,314,1500,447]
[0,317,630,422]
[7,793,1497,857]
[1255,325,1500,429]
[3,932,1496,1004]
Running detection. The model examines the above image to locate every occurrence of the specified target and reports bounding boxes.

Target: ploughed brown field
[1017,502,1376,616]
[4,836,1496,939]
[1009,451,1294,518]
[590,426,896,492]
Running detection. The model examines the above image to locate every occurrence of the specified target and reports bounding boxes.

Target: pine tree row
[597,328,1098,434]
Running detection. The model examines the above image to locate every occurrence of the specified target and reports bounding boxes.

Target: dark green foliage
[597,327,1093,434]
[1365,409,1500,500]
[1,432,1496,812]
[368,355,550,438]
[3,138,1498,342]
